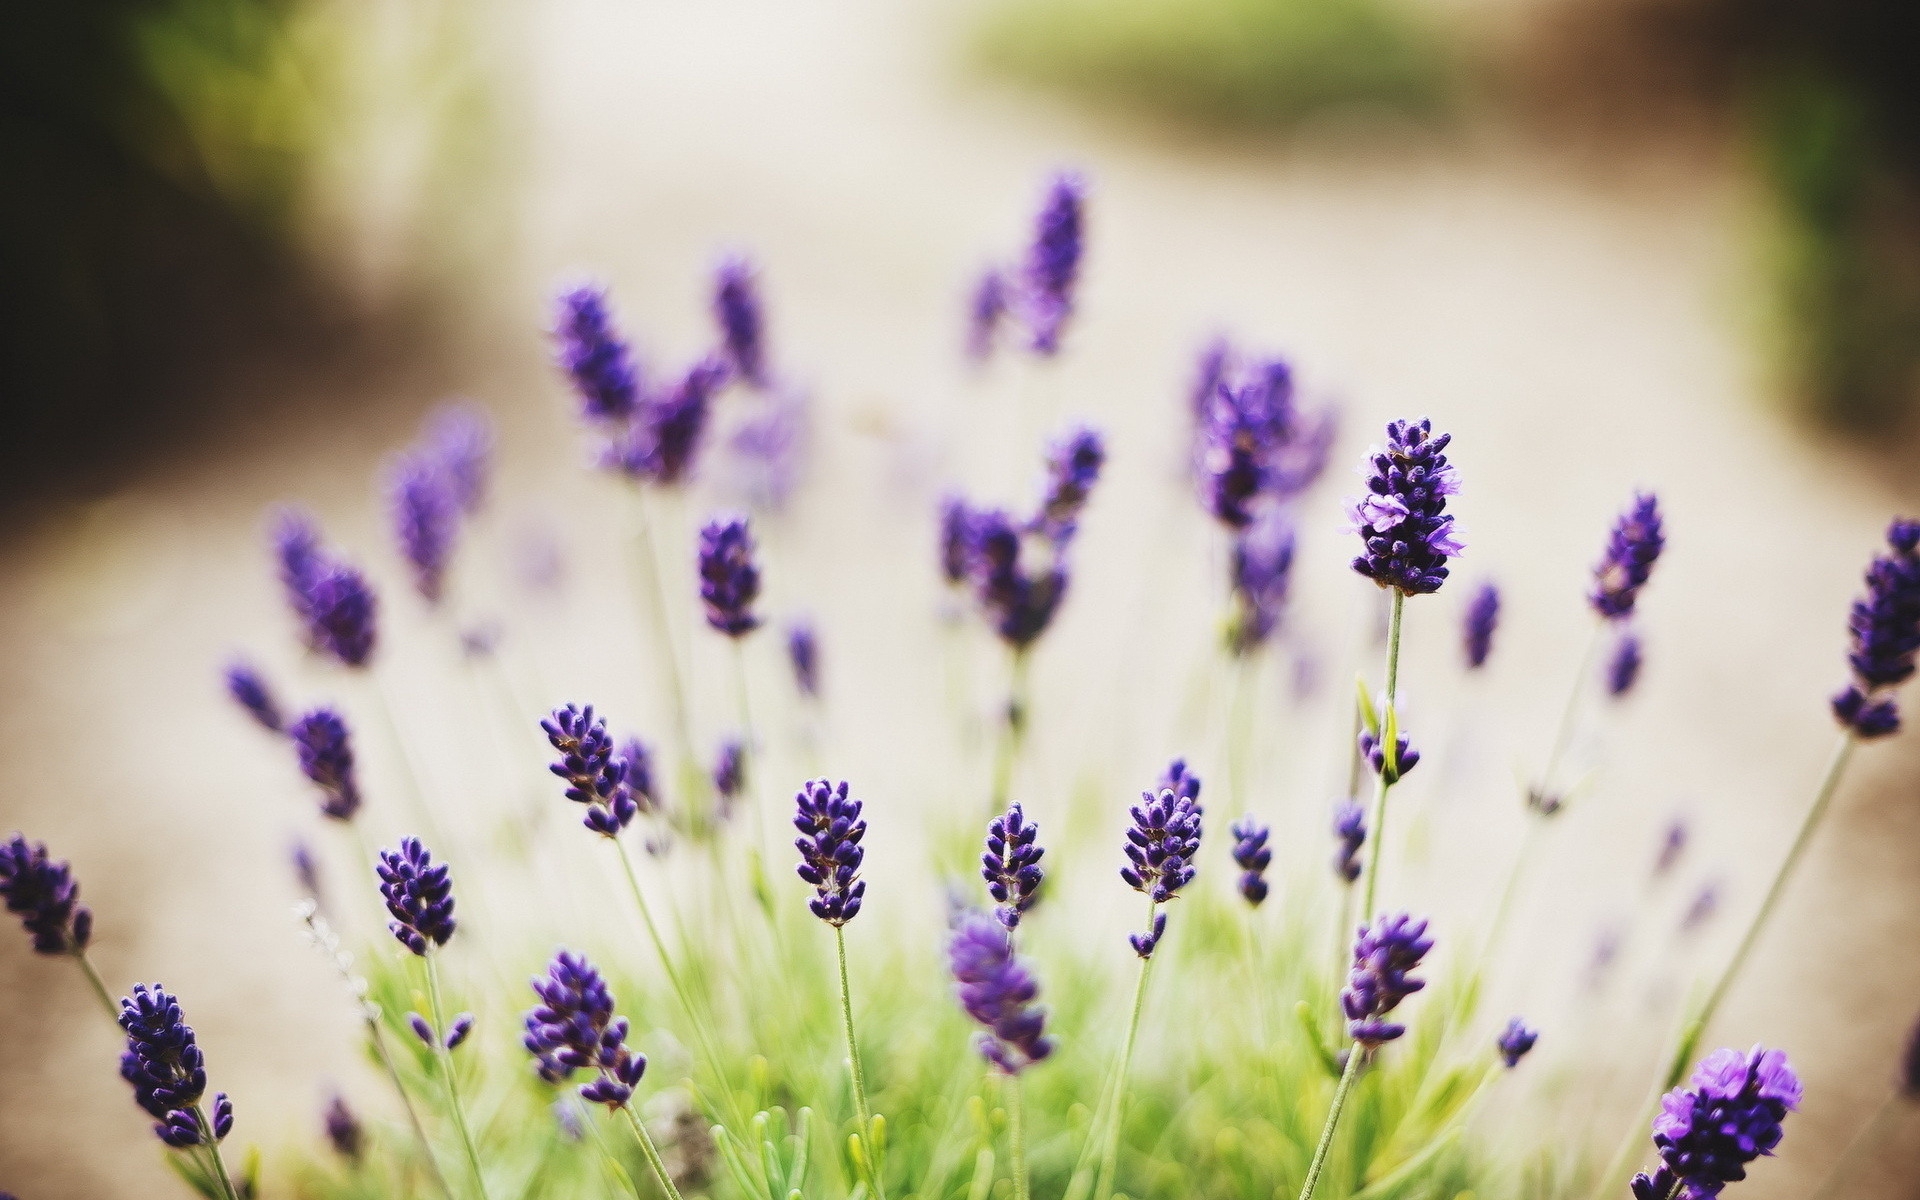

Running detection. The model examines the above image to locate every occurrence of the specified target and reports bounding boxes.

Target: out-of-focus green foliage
[971,0,1457,132]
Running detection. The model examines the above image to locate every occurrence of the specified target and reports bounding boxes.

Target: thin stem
[1093,898,1158,1200]
[1296,1041,1364,1200]
[367,1016,457,1200]
[629,486,695,762]
[730,637,768,853]
[191,1104,243,1200]
[1227,654,1255,812]
[621,1103,690,1200]
[425,955,490,1200]
[1008,1072,1029,1200]
[990,647,1032,811]
[1807,1091,1906,1200]
[1358,590,1406,919]
[1533,621,1605,808]
[73,949,116,1020]
[365,672,452,852]
[835,923,885,1200]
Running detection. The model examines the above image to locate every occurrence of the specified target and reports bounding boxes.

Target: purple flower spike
[555,285,641,421]
[1591,493,1665,620]
[408,1013,436,1047]
[388,453,459,605]
[967,268,1007,362]
[1632,1046,1800,1200]
[1608,632,1644,697]
[794,779,867,926]
[698,516,761,637]
[224,661,284,733]
[713,255,768,388]
[542,705,638,836]
[713,738,746,806]
[0,834,92,955]
[524,950,649,1109]
[1832,518,1920,739]
[272,508,326,633]
[1159,758,1202,807]
[324,1093,363,1162]
[949,911,1054,1073]
[974,509,1069,647]
[1342,912,1434,1047]
[1229,816,1272,907]
[1031,426,1105,543]
[1347,419,1462,595]
[308,565,379,668]
[377,839,456,956]
[1024,172,1084,355]
[1120,787,1203,906]
[429,403,493,516]
[120,984,231,1145]
[1463,581,1500,670]
[1129,911,1167,959]
[787,622,820,698]
[1228,516,1296,656]
[1358,729,1420,783]
[1496,1018,1538,1068]
[982,802,1045,929]
[289,708,362,822]
[1333,799,1366,884]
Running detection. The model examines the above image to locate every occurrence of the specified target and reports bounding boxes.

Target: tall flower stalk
[949,911,1053,1200]
[0,834,111,1018]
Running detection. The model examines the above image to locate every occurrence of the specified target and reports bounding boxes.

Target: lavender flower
[713,738,745,806]
[1592,493,1666,620]
[948,910,1054,1073]
[272,508,325,629]
[1229,816,1272,906]
[542,705,638,836]
[555,285,641,421]
[614,356,729,486]
[0,835,92,954]
[713,256,768,388]
[1159,758,1202,806]
[1342,912,1433,1046]
[939,497,975,587]
[1631,1046,1800,1200]
[794,779,867,925]
[618,736,658,814]
[1496,1018,1538,1068]
[323,1093,363,1162]
[388,453,459,605]
[289,708,362,822]
[965,508,1068,648]
[429,403,493,516]
[1024,173,1084,355]
[1120,787,1203,921]
[1358,729,1420,783]
[223,661,284,733]
[1832,518,1920,738]
[1031,427,1105,542]
[1463,581,1500,670]
[697,516,761,636]
[787,622,820,698]
[1196,376,1275,530]
[1129,912,1167,959]
[982,802,1045,929]
[119,983,232,1146]
[524,950,649,1109]
[1195,355,1335,530]
[1608,633,1644,697]
[1333,799,1366,884]
[376,839,456,955]
[966,268,1007,362]
[307,565,379,668]
[1228,516,1296,656]
[1348,419,1462,595]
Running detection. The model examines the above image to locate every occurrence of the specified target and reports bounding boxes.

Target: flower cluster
[946,501,1072,648]
[377,838,457,955]
[524,950,649,1108]
[272,508,379,667]
[713,255,768,388]
[1031,427,1106,543]
[542,704,639,835]
[1159,758,1202,806]
[1832,518,1920,738]
[1591,493,1666,620]
[698,516,762,636]
[428,403,493,517]
[1229,816,1272,906]
[0,835,91,955]
[794,779,867,925]
[1342,912,1433,1046]
[1347,419,1462,596]
[1358,729,1420,783]
[388,451,459,605]
[1332,800,1367,884]
[1463,581,1500,670]
[119,984,232,1147]
[966,172,1085,360]
[1631,1046,1800,1200]
[323,1093,363,1162]
[1227,515,1296,656]
[787,622,820,697]
[224,661,284,733]
[410,1011,475,1051]
[1194,351,1334,530]
[289,708,362,822]
[555,285,641,420]
[1496,1018,1538,1068]
[1121,788,1203,905]
[948,911,1054,1074]
[713,738,745,807]
[982,802,1045,929]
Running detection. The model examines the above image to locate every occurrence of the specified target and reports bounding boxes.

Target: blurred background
[5,0,1920,1196]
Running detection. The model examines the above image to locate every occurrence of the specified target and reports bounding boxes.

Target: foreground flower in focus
[0,834,92,955]
[119,983,233,1147]
[1342,912,1433,1047]
[983,802,1045,929]
[1348,419,1462,596]
[377,838,457,955]
[524,950,649,1108]
[794,779,867,925]
[1832,518,1920,738]
[1631,1046,1800,1200]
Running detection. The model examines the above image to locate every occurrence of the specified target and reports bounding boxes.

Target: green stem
[367,1016,457,1200]
[1532,621,1604,810]
[365,671,452,852]
[1227,654,1255,812]
[621,1103,690,1200]
[835,923,885,1200]
[74,949,116,1020]
[990,648,1032,811]
[191,1104,243,1200]
[629,484,695,764]
[1807,1091,1906,1200]
[1093,898,1158,1200]
[731,638,768,851]
[1358,591,1406,919]
[1009,1073,1029,1200]
[425,955,490,1200]
[1296,1041,1364,1200]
